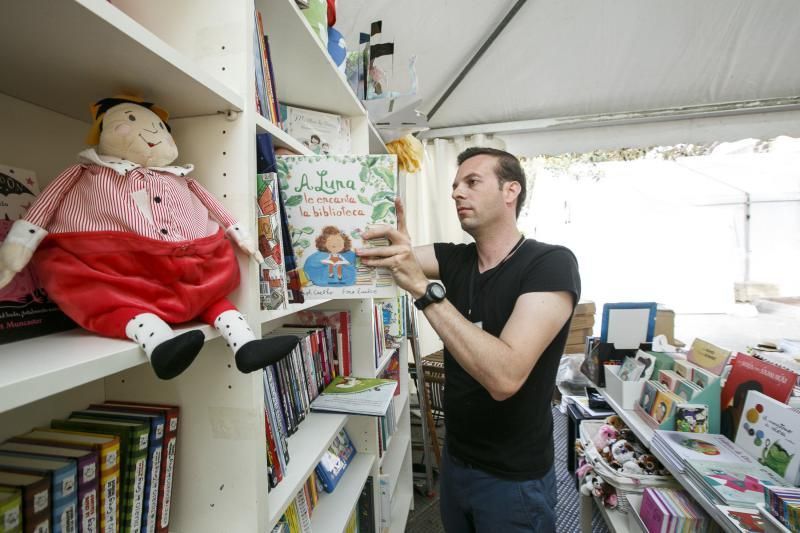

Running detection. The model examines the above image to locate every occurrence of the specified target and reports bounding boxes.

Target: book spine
[143,435,162,533]
[266,366,290,470]
[158,416,178,533]
[123,432,149,533]
[0,489,22,533]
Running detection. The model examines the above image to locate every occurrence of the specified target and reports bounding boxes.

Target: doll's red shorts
[33,229,239,338]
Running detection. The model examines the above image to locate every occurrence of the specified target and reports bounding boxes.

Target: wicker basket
[579,419,679,513]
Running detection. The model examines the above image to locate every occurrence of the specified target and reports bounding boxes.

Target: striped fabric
[25,163,237,241]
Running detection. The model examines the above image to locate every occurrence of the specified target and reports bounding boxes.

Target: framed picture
[600,302,657,349]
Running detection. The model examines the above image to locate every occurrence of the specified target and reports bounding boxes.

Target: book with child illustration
[276,155,398,299]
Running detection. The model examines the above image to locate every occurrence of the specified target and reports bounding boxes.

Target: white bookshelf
[597,388,654,446]
[0,0,411,531]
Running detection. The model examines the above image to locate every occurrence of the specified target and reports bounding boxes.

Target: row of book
[263,324,339,490]
[0,401,178,533]
[764,485,800,532]
[254,10,281,128]
[639,487,711,532]
[270,475,316,533]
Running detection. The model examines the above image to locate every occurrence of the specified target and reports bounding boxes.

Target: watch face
[430,283,446,299]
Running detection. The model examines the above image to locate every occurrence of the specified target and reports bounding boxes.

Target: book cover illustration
[279,105,351,155]
[721,353,797,440]
[277,155,398,299]
[655,431,755,464]
[618,356,644,381]
[0,164,75,343]
[688,459,786,507]
[688,338,731,376]
[310,376,397,417]
[314,429,356,493]
[675,404,709,433]
[650,390,678,424]
[639,380,659,414]
[735,390,800,485]
[716,505,766,533]
[257,172,288,311]
[674,379,700,402]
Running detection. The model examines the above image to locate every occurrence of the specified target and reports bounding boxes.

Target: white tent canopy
[337,0,800,132]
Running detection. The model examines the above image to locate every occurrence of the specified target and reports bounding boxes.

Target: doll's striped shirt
[24,163,237,241]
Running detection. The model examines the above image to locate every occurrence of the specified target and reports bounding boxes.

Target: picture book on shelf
[618,356,644,381]
[673,379,700,402]
[310,376,397,417]
[0,164,75,343]
[279,104,351,155]
[277,154,398,299]
[721,353,797,439]
[734,390,800,485]
[314,429,356,493]
[675,403,708,433]
[653,430,755,466]
[257,172,288,311]
[687,338,731,376]
[715,505,767,533]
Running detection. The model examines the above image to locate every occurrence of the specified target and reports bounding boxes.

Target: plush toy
[0,96,298,379]
[610,439,635,467]
[592,424,618,451]
[605,414,626,432]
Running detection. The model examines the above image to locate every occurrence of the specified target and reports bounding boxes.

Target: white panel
[0,0,242,122]
[0,381,105,441]
[0,94,88,186]
[310,453,374,533]
[104,337,267,533]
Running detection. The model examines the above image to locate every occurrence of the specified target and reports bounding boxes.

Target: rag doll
[0,96,297,379]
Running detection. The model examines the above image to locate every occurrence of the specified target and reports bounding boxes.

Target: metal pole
[407,299,435,495]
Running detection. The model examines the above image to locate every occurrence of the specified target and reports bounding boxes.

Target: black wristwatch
[414,282,446,310]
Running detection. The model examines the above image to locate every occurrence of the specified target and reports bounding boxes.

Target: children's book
[675,403,709,433]
[257,172,288,311]
[650,390,679,424]
[673,379,701,402]
[0,487,21,533]
[290,310,352,376]
[310,376,397,417]
[0,164,75,343]
[734,390,800,485]
[639,380,661,414]
[279,105,351,155]
[686,459,786,507]
[721,353,797,439]
[715,505,766,533]
[314,429,357,493]
[658,369,681,391]
[276,155,398,299]
[618,356,644,382]
[0,471,50,533]
[687,338,732,376]
[653,431,755,466]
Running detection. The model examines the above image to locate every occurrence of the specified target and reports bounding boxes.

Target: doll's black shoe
[150,330,205,380]
[235,336,299,373]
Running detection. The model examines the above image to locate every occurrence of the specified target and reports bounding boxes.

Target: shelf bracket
[220,109,240,122]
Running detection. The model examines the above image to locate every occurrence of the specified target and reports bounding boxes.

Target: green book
[52,417,149,533]
[0,487,22,533]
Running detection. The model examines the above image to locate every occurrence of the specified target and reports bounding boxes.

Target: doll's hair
[315,226,351,252]
[87,95,172,145]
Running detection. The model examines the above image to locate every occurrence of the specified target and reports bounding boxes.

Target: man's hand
[358,197,428,298]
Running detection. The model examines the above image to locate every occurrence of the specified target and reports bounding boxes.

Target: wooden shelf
[268,411,348,527]
[0,323,217,415]
[310,453,375,533]
[255,114,312,155]
[0,0,242,122]
[256,0,364,117]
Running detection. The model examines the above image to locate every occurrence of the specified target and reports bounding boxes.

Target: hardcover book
[721,353,797,439]
[257,172,288,311]
[0,471,50,533]
[276,155,398,299]
[0,487,21,533]
[314,429,357,493]
[279,105,351,155]
[687,338,731,376]
[716,505,767,533]
[734,390,800,485]
[686,459,786,507]
[675,403,709,433]
[0,164,75,344]
[310,376,397,417]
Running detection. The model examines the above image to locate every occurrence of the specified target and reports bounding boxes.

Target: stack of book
[651,430,754,474]
[685,458,787,508]
[565,301,595,354]
[0,401,179,533]
[639,487,710,532]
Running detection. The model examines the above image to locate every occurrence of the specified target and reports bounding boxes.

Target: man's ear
[504,180,521,203]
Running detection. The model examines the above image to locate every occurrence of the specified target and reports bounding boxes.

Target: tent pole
[427,0,529,121]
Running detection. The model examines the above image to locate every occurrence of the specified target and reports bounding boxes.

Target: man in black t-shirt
[358,147,580,532]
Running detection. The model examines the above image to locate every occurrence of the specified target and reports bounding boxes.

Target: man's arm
[359,197,574,400]
[413,244,439,280]
[419,290,573,400]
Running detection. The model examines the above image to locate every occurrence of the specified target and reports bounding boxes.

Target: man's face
[451,155,513,232]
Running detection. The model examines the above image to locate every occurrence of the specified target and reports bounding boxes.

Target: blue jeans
[440,447,557,532]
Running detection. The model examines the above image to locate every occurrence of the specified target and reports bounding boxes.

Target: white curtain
[404,134,506,356]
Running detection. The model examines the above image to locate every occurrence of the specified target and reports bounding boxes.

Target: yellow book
[18,428,121,533]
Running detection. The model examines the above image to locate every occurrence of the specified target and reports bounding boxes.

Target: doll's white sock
[125,313,174,358]
[214,310,256,354]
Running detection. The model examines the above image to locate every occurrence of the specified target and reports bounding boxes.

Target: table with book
[577,309,800,533]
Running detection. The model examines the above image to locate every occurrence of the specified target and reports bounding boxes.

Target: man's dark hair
[457,147,527,218]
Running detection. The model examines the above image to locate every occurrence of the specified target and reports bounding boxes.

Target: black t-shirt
[434,239,581,479]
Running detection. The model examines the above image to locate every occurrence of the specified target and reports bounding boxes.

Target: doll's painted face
[98,103,178,167]
[326,234,346,254]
